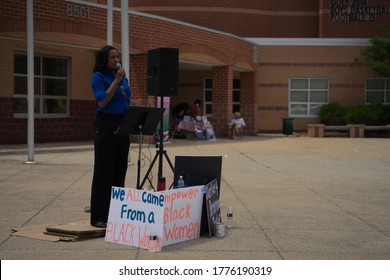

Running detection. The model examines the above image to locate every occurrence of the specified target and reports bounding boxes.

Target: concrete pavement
[0,135,389,260]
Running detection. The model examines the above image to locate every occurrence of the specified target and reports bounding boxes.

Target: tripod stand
[115,106,165,189]
[139,95,175,190]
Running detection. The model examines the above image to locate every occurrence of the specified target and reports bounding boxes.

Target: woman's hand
[115,67,126,83]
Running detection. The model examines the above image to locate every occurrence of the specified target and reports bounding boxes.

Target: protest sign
[162,186,204,246]
[105,185,204,250]
[105,187,164,251]
[205,179,222,237]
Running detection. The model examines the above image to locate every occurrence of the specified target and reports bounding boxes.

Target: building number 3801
[66,4,90,19]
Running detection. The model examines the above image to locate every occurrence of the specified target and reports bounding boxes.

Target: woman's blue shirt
[91,70,131,114]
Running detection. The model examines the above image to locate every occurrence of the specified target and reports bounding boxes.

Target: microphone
[115,63,122,75]
[115,63,127,80]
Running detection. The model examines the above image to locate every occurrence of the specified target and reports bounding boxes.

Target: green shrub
[319,103,347,125]
[383,104,390,124]
[345,104,387,125]
[320,103,390,125]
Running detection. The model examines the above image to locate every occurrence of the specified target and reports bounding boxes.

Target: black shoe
[91,221,107,228]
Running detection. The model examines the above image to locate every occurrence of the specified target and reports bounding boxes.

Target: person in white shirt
[229,111,245,139]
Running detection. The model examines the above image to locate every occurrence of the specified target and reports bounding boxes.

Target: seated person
[192,99,202,117]
[172,102,190,122]
[171,102,190,139]
[229,111,246,138]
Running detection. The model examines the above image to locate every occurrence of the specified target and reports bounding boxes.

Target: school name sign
[105,186,204,251]
[330,0,390,22]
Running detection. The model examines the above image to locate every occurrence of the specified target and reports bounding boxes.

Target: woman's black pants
[90,113,130,224]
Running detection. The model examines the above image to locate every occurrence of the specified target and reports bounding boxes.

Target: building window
[204,78,241,116]
[204,78,212,115]
[13,54,69,117]
[233,78,240,113]
[365,78,390,104]
[289,78,329,117]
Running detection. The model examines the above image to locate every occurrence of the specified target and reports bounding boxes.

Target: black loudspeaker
[147,48,179,96]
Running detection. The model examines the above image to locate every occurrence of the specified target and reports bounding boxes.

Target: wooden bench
[307,124,387,138]
[308,124,350,137]
[364,125,390,138]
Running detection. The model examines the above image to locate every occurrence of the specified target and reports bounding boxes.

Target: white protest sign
[105,187,164,251]
[105,186,204,250]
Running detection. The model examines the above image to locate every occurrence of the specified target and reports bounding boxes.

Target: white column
[26,0,35,163]
[121,0,133,165]
[107,0,113,45]
[121,0,130,84]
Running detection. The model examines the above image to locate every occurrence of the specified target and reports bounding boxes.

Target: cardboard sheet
[11,220,105,242]
[11,223,75,242]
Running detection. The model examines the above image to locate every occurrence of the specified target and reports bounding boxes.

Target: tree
[361,29,390,77]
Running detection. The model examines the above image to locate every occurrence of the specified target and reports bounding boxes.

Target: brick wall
[256,44,376,133]
[0,97,96,144]
[130,0,320,37]
[212,66,233,137]
[129,53,148,105]
[320,0,390,38]
[129,0,389,38]
[0,0,254,65]
[1,0,387,42]
[0,0,381,138]
[240,72,256,135]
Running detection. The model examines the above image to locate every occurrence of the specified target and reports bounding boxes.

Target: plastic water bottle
[149,228,157,252]
[177,175,185,188]
[226,207,233,228]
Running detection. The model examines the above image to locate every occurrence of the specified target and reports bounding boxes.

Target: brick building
[0,0,389,144]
